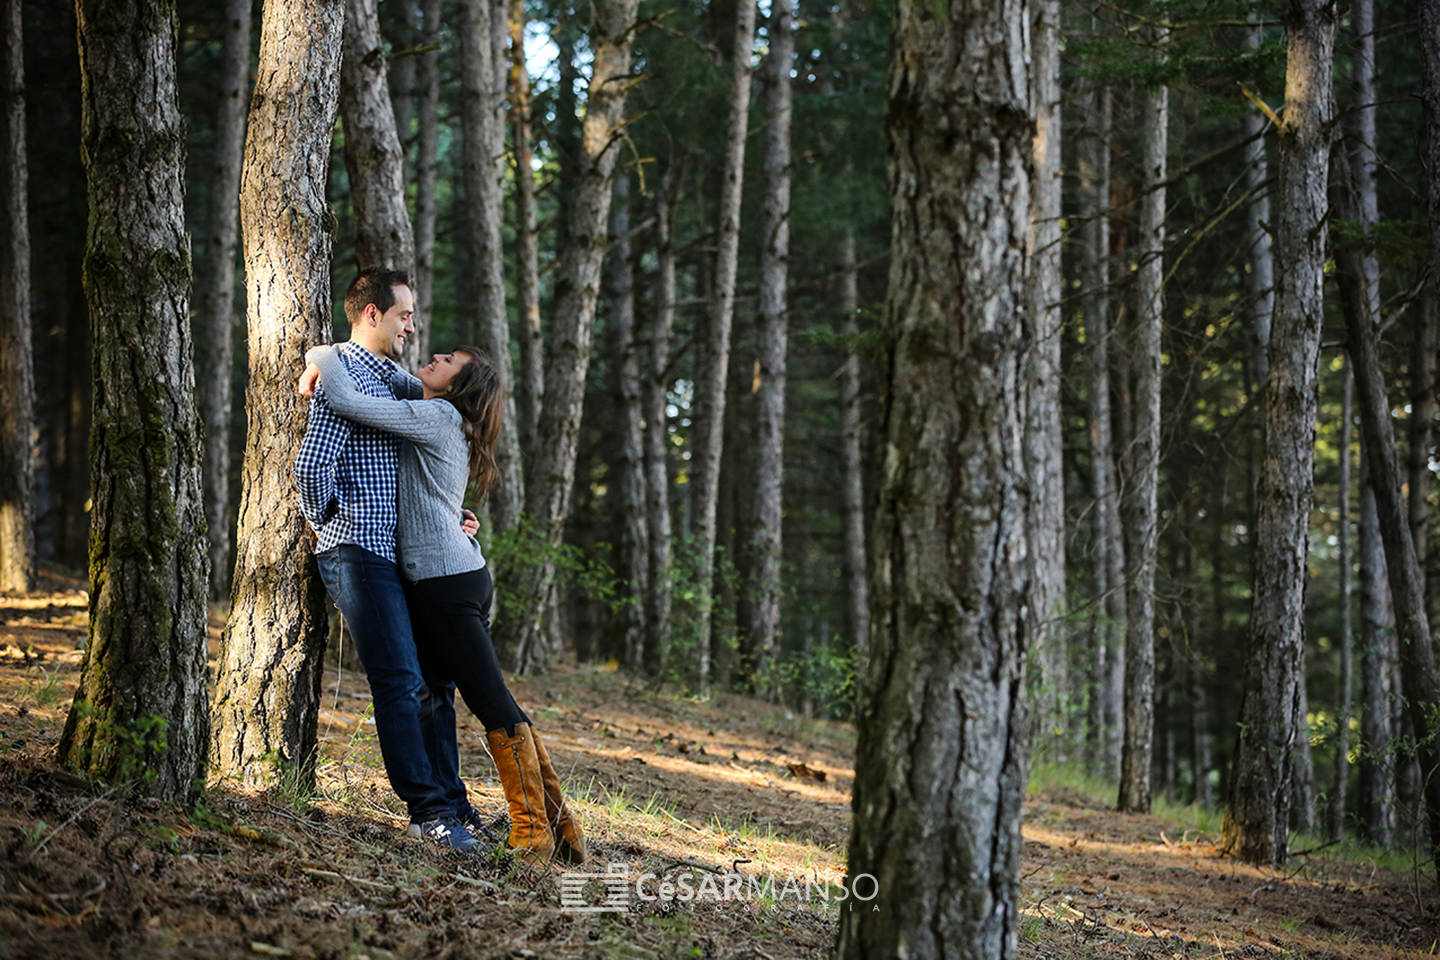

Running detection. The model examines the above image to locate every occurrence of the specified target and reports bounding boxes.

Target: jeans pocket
[315,548,343,604]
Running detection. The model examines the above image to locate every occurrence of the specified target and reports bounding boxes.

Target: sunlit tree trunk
[1118,63,1166,815]
[340,0,415,282]
[193,0,250,601]
[0,0,32,594]
[641,167,678,676]
[509,0,542,456]
[607,172,647,670]
[743,0,793,691]
[58,0,208,802]
[839,229,868,667]
[410,0,440,362]
[210,0,342,789]
[509,0,638,674]
[459,0,522,531]
[835,0,1031,952]
[1330,359,1354,840]
[1222,0,1335,867]
[690,0,756,693]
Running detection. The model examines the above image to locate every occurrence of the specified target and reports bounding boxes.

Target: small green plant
[1020,911,1044,944]
[23,668,64,708]
[20,820,47,844]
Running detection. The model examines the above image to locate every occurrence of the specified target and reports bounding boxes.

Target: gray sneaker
[408,817,481,852]
[455,806,503,845]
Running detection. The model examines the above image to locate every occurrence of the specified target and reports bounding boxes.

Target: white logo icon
[560,862,630,914]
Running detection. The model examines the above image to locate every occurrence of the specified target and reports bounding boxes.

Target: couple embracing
[293,268,585,864]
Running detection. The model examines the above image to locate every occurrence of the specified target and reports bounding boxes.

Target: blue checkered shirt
[294,343,422,562]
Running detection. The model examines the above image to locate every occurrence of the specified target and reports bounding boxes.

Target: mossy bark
[58,0,209,804]
[209,0,342,790]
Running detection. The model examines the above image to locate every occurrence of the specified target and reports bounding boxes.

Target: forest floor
[0,567,1437,959]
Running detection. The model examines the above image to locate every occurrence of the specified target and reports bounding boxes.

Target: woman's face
[419,352,472,396]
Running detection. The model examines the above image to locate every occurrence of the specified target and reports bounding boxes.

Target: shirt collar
[340,341,396,384]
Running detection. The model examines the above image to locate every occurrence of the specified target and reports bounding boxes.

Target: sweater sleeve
[307,345,458,446]
[392,366,424,400]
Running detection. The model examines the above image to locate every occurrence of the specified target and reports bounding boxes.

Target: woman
[305,342,586,865]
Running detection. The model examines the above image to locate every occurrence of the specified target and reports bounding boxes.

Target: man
[294,268,485,851]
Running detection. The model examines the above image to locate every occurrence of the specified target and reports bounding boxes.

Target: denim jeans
[315,544,455,822]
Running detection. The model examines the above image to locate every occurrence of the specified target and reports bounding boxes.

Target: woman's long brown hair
[440,346,502,501]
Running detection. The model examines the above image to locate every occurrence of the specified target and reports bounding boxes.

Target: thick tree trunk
[508,0,638,674]
[1026,0,1066,760]
[1222,0,1334,868]
[607,172,647,670]
[210,0,342,789]
[459,0,522,531]
[0,0,33,594]
[509,0,542,457]
[1079,85,1123,777]
[1335,161,1440,875]
[1246,21,1275,384]
[1330,360,1353,840]
[743,0,793,690]
[410,0,440,363]
[57,0,208,803]
[641,169,677,676]
[388,0,416,171]
[340,0,415,280]
[192,0,250,601]
[839,229,868,667]
[835,0,1031,953]
[1119,72,1166,816]
[689,0,756,693]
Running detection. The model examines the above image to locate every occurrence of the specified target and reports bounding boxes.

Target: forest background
[1,0,1437,882]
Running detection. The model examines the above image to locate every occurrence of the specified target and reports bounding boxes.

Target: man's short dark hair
[345,268,411,325]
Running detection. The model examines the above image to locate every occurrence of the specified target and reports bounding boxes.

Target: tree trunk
[388,0,416,173]
[1025,0,1066,760]
[835,0,1031,953]
[340,0,415,279]
[508,0,638,674]
[57,0,208,803]
[1334,156,1440,875]
[1357,462,1394,845]
[839,229,868,668]
[1292,649,1316,831]
[607,171,647,670]
[743,0,793,691]
[192,0,250,602]
[1330,358,1353,840]
[0,0,33,594]
[459,0,522,531]
[410,0,440,363]
[1118,71,1166,815]
[210,0,343,789]
[1221,0,1334,868]
[509,0,542,458]
[641,166,678,676]
[1246,21,1275,384]
[1411,292,1436,627]
[1079,84,1123,778]
[689,0,756,693]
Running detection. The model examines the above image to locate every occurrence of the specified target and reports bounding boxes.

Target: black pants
[405,566,529,737]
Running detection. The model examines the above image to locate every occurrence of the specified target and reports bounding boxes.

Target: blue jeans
[315,544,455,822]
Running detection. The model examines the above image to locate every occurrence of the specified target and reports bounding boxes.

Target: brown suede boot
[531,726,588,865]
[485,726,555,863]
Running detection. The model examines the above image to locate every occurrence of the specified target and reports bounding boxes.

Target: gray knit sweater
[309,344,485,581]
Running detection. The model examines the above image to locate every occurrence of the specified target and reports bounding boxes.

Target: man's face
[369,284,415,359]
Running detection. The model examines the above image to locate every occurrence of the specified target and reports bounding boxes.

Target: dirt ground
[0,568,1436,959]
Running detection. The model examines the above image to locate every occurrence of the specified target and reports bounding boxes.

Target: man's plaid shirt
[294,342,421,562]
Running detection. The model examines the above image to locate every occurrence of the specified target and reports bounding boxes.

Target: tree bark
[508,0,638,674]
[57,0,208,803]
[1330,358,1353,840]
[1357,460,1394,845]
[459,0,522,532]
[641,166,678,676]
[1411,292,1436,628]
[1078,84,1124,778]
[1118,69,1166,815]
[509,0,542,457]
[340,0,415,283]
[607,171,647,670]
[410,0,441,363]
[192,0,250,602]
[210,0,342,789]
[835,0,1031,953]
[689,0,756,693]
[1221,0,1334,867]
[743,0,793,691]
[1246,20,1275,384]
[839,229,868,668]
[0,0,32,594]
